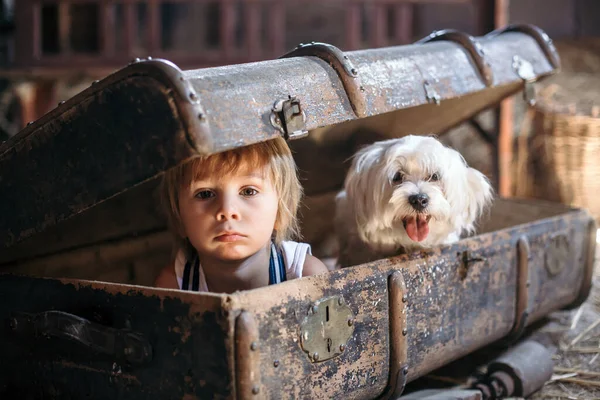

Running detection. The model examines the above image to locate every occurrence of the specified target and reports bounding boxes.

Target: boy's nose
[216,196,240,221]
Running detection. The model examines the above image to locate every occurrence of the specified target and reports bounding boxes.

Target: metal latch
[300,296,355,363]
[512,56,537,106]
[270,95,308,140]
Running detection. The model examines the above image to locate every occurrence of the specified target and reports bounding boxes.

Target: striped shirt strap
[268,242,287,285]
[182,254,200,291]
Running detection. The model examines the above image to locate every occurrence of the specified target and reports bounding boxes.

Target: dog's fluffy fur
[335,135,494,267]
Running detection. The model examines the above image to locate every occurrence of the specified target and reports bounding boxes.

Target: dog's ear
[464,167,494,227]
[343,146,386,232]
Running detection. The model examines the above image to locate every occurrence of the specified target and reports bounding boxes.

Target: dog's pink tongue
[404,216,430,242]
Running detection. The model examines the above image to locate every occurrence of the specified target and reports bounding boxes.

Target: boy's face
[178,162,279,264]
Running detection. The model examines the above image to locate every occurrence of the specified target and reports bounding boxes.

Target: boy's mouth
[215,232,246,242]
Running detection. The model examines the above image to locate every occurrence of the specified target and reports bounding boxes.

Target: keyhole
[327,337,332,353]
[326,306,329,322]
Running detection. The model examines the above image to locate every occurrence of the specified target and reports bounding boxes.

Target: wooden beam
[245,0,261,60]
[394,4,414,44]
[345,2,362,50]
[494,0,513,197]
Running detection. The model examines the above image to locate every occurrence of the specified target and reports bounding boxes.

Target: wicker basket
[515,73,600,221]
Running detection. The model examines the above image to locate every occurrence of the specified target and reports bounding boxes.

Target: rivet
[252,385,260,395]
[273,360,280,367]
[403,367,408,375]
[347,318,353,327]
[339,344,345,352]
[198,112,204,120]
[338,297,344,306]
[250,342,258,351]
[312,352,319,361]
[351,68,358,75]
[303,331,309,341]
[311,305,318,314]
[360,86,365,91]
[92,80,99,86]
[402,329,407,336]
[147,56,153,60]
[310,41,315,44]
[402,296,407,303]
[343,55,348,60]
[58,101,65,105]
[526,281,531,288]
[27,121,34,126]
[189,92,197,101]
[132,57,141,63]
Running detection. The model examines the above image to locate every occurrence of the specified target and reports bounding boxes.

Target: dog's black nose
[409,193,429,211]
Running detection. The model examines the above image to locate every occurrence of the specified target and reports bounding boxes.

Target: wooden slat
[220,0,236,58]
[147,0,160,54]
[245,0,261,59]
[267,0,285,56]
[345,2,362,50]
[371,3,387,48]
[14,0,36,65]
[123,1,135,55]
[58,1,71,54]
[393,3,414,44]
[495,0,513,196]
[99,1,115,57]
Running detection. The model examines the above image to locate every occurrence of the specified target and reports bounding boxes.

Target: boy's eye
[240,188,258,197]
[429,172,440,182]
[195,190,215,200]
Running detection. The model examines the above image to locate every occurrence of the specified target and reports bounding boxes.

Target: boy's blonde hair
[159,136,302,257]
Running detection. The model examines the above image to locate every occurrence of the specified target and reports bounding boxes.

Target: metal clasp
[270,95,308,140]
[513,56,537,106]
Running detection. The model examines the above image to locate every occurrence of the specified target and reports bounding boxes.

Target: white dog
[335,135,494,267]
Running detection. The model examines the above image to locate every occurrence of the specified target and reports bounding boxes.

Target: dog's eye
[429,172,440,182]
[392,171,404,183]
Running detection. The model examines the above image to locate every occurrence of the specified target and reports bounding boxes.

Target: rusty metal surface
[415,29,493,87]
[222,201,592,399]
[503,236,531,343]
[380,271,409,399]
[229,266,390,400]
[0,275,233,399]
[234,311,261,400]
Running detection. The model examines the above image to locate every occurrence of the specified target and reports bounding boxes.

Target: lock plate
[300,296,355,363]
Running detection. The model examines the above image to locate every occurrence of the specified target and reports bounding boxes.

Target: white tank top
[174,240,312,292]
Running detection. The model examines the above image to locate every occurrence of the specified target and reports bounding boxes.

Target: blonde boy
[154,137,328,293]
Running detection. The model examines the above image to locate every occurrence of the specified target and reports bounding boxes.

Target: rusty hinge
[270,95,308,140]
